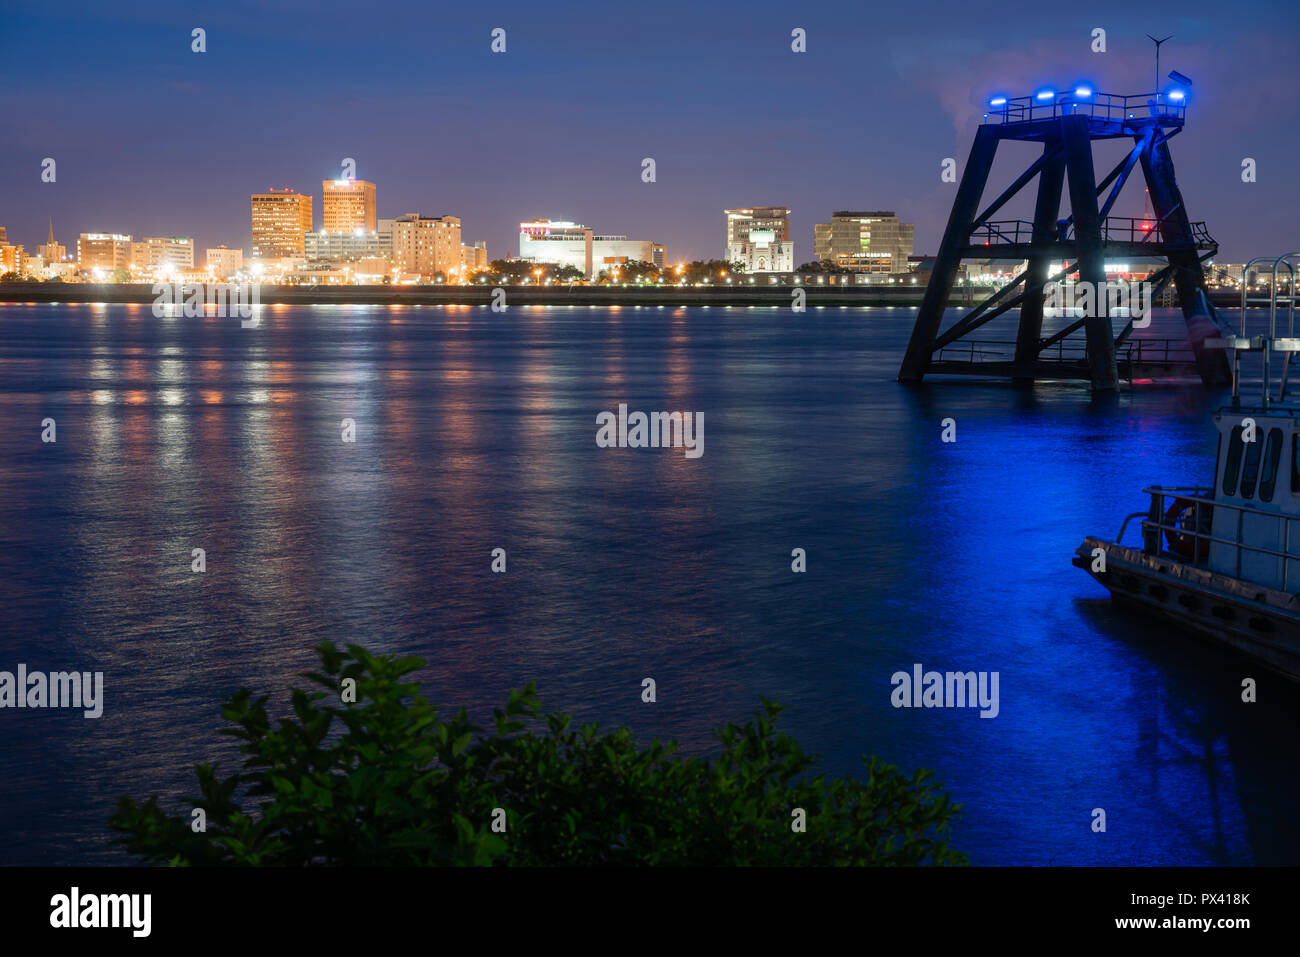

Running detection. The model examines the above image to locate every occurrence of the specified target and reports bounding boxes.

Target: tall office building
[813,211,914,273]
[77,233,133,271]
[251,188,313,258]
[322,179,377,234]
[390,213,461,278]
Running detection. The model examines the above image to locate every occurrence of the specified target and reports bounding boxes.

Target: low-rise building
[303,230,391,263]
[132,236,194,274]
[519,220,655,279]
[458,241,487,277]
[205,246,245,277]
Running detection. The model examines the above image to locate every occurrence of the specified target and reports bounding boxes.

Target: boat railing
[1124,485,1300,590]
[1213,252,1300,406]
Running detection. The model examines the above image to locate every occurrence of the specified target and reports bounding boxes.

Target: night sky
[2,0,1296,263]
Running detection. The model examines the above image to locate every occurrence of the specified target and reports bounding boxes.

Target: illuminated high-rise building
[322,179,377,234]
[251,188,313,258]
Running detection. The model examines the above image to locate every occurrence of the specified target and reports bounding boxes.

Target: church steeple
[47,218,54,244]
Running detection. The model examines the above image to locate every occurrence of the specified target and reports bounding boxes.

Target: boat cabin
[1208,406,1300,590]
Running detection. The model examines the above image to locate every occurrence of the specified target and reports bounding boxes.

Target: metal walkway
[930,336,1200,381]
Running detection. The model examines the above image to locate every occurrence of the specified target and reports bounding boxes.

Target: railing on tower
[984,90,1186,126]
[967,217,1213,247]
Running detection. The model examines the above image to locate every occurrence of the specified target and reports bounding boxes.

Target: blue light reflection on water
[0,302,1297,865]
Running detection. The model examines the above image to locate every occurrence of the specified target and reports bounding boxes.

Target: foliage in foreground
[111,642,966,866]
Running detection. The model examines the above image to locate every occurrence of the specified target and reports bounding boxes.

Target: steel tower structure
[898,87,1231,392]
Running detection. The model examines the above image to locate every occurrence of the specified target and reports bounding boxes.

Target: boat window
[1293,434,1300,495]
[1260,428,1284,501]
[1241,430,1264,499]
[1222,425,1245,495]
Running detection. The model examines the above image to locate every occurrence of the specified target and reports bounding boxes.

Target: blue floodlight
[1035,88,1055,101]
[1074,85,1093,98]
[1167,88,1185,101]
[989,96,1007,107]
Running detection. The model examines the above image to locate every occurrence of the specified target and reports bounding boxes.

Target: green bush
[111,642,967,866]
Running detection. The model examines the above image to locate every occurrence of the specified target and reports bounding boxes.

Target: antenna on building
[1146,34,1173,101]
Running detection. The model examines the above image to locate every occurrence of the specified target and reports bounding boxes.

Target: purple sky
[1,0,1296,263]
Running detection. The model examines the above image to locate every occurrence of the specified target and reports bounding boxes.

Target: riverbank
[0,281,951,307]
[0,281,1247,309]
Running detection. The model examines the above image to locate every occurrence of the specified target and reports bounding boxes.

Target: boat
[1074,253,1300,681]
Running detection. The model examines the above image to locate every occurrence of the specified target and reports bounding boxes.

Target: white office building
[518,220,655,279]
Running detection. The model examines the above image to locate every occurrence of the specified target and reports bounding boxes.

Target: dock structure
[898,88,1232,393]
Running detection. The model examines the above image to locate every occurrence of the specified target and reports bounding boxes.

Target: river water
[1,301,1297,865]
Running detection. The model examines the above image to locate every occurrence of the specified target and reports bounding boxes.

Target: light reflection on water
[0,302,1297,865]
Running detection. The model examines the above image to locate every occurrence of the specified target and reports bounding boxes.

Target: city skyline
[2,0,1297,265]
